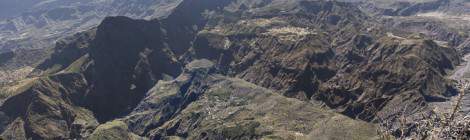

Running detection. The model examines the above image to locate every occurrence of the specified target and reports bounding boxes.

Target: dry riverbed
[433,54,470,116]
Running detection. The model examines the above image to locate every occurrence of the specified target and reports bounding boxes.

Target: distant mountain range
[0,0,182,52]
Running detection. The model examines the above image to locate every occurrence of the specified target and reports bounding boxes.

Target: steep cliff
[0,0,466,139]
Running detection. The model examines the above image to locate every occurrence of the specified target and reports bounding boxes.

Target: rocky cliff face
[123,59,378,139]
[0,0,467,139]
[0,73,97,139]
[0,0,185,88]
[0,48,49,84]
[84,16,182,122]
[184,0,460,121]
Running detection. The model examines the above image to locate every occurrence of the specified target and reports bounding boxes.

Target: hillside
[0,0,469,139]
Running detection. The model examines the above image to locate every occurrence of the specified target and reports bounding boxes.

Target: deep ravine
[441,54,470,116]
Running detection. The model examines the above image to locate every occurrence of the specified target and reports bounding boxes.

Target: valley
[0,0,469,139]
[447,54,470,116]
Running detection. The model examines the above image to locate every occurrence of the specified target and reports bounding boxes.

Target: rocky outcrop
[459,38,470,54]
[0,48,49,84]
[382,17,468,47]
[84,16,182,122]
[183,0,460,121]
[0,0,465,139]
[88,120,144,140]
[123,59,378,139]
[31,29,96,75]
[0,73,98,139]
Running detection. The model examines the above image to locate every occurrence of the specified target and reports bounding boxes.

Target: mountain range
[0,0,469,139]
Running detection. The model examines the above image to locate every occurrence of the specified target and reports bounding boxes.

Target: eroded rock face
[31,29,96,75]
[124,59,378,139]
[0,73,98,139]
[459,38,470,54]
[88,120,145,140]
[358,0,469,47]
[84,16,182,122]
[0,48,49,84]
[0,0,466,139]
[193,33,459,121]
[184,0,460,121]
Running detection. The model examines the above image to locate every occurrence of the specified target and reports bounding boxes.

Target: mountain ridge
[0,0,469,139]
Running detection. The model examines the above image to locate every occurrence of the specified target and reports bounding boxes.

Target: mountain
[347,0,470,46]
[0,0,469,139]
[356,0,470,16]
[0,0,42,19]
[0,0,183,52]
[0,0,182,87]
[122,59,378,139]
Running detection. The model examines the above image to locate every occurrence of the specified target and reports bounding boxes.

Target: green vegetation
[88,120,142,140]
[309,115,379,140]
[208,88,232,101]
[63,54,89,73]
[0,77,37,101]
[43,64,64,75]
[220,121,261,139]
